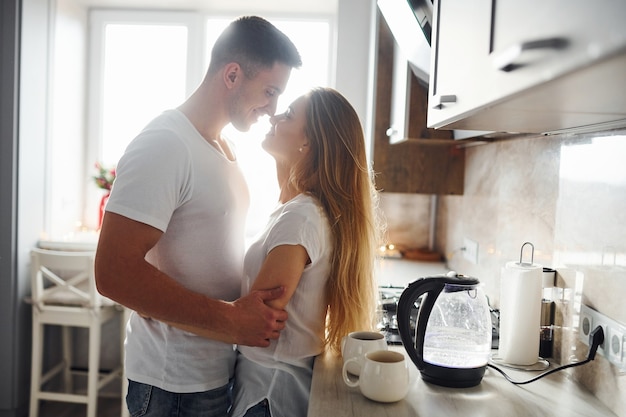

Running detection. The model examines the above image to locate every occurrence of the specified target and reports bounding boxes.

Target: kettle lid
[442,271,480,287]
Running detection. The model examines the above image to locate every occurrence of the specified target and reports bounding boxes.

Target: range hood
[377,0,433,84]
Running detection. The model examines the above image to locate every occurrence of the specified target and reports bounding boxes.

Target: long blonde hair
[290,87,380,353]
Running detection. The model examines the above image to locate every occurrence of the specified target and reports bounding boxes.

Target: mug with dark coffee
[341,331,388,376]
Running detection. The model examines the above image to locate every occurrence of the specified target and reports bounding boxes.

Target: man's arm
[159,244,308,340]
[94,211,288,347]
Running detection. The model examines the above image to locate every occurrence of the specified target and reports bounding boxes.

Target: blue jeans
[242,399,271,417]
[126,380,232,417]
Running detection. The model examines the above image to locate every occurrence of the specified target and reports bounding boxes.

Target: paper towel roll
[498,261,543,366]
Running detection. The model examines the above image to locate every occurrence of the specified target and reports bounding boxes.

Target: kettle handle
[397,277,446,371]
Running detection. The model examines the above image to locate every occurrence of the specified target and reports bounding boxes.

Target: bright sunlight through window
[100,23,188,166]
[94,13,331,239]
[204,18,331,238]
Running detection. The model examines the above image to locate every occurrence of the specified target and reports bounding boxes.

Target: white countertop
[38,231,99,251]
[307,346,617,417]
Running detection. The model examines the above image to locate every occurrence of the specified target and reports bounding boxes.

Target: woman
[230,87,380,417]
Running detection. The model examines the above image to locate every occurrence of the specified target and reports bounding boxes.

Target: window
[88,11,202,169]
[85,10,332,238]
[99,24,188,165]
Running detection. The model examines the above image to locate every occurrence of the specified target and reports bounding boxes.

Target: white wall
[49,0,89,237]
[13,1,53,413]
[335,0,377,158]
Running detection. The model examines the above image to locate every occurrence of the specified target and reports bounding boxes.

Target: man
[95,16,302,416]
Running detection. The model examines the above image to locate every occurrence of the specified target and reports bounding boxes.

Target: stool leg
[29,316,43,417]
[86,320,101,417]
[121,308,130,417]
[62,325,73,392]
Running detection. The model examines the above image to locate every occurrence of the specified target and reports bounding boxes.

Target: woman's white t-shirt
[231,193,332,417]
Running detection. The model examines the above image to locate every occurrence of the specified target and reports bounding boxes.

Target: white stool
[28,248,124,417]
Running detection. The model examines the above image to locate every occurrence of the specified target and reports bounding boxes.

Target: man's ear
[223,63,240,88]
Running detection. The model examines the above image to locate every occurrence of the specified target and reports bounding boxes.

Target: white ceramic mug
[341,331,388,376]
[342,350,410,403]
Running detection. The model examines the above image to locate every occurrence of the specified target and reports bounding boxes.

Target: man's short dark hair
[208,16,302,77]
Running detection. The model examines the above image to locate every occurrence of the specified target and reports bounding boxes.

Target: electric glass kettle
[397,273,492,388]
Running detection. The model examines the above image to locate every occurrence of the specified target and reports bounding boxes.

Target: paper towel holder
[518,242,535,266]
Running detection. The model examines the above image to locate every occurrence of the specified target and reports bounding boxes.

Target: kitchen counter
[38,231,99,251]
[308,346,617,417]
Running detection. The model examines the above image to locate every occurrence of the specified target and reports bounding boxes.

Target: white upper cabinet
[427,0,626,135]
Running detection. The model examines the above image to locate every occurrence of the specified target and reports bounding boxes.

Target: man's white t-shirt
[105,109,249,393]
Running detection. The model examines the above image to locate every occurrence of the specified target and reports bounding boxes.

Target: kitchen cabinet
[428,0,626,134]
[373,10,465,195]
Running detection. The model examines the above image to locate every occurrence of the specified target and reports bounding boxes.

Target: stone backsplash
[378,129,626,416]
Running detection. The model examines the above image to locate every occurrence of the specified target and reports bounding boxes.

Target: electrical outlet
[463,237,479,264]
[609,327,625,364]
[579,309,594,339]
[578,304,626,372]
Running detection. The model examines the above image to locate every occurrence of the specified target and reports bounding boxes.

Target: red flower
[93,162,116,191]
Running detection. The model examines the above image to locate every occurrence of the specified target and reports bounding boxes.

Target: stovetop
[377,285,417,345]
[377,285,500,348]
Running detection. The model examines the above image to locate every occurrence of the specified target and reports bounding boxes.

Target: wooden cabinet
[373,11,464,195]
[428,0,626,134]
